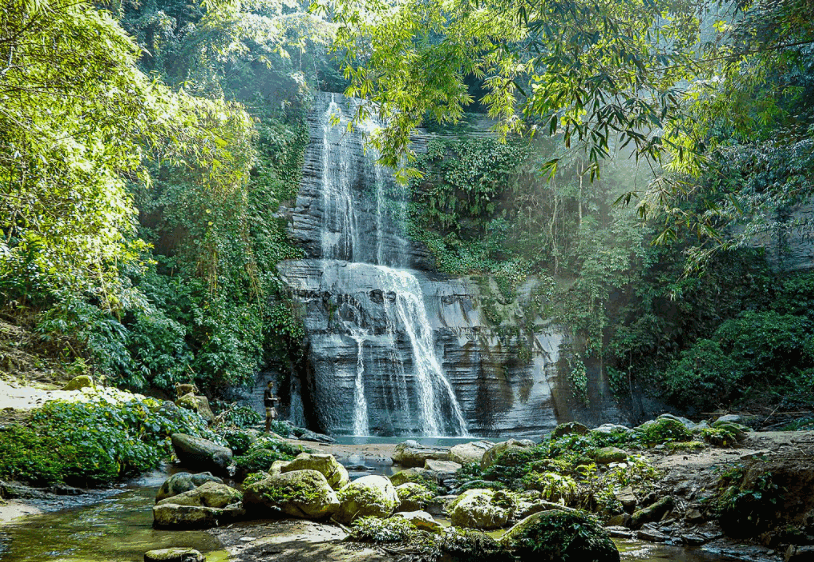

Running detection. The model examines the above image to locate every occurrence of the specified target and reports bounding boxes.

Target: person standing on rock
[264,381,279,433]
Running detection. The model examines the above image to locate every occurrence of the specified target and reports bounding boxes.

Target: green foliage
[233,438,303,475]
[350,517,417,543]
[701,427,740,448]
[633,418,693,446]
[521,472,579,505]
[214,403,263,429]
[503,510,617,561]
[436,528,507,562]
[221,429,256,456]
[482,446,547,488]
[715,464,785,538]
[0,398,213,485]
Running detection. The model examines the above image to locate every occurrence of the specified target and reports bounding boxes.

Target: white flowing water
[315,93,468,436]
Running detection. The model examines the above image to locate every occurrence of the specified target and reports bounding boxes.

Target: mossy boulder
[550,422,590,440]
[501,510,620,562]
[390,467,430,487]
[334,475,400,524]
[171,433,232,474]
[630,495,674,529]
[175,394,215,423]
[448,488,512,530]
[243,469,340,519]
[62,375,95,391]
[635,418,693,444]
[152,503,242,528]
[396,482,433,512]
[391,510,443,533]
[480,439,534,471]
[156,472,223,502]
[156,481,241,509]
[281,453,349,490]
[594,447,628,465]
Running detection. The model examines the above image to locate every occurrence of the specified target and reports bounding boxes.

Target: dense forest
[2,0,814,420]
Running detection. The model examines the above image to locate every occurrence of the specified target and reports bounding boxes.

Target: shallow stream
[0,463,739,562]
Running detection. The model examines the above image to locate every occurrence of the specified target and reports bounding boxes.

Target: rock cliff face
[279,92,622,437]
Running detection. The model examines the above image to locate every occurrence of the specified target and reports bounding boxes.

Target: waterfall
[310,93,468,436]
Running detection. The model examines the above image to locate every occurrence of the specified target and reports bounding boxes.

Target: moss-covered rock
[396,482,433,512]
[594,447,628,465]
[630,495,674,529]
[391,510,443,533]
[243,469,339,519]
[334,475,400,524]
[480,439,534,471]
[156,481,241,509]
[281,453,349,490]
[155,472,223,502]
[501,510,620,562]
[62,375,95,391]
[152,504,224,528]
[550,422,590,440]
[448,488,512,530]
[392,441,450,467]
[389,467,430,487]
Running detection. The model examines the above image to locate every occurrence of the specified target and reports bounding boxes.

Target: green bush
[633,417,693,445]
[502,510,618,561]
[215,403,263,429]
[221,429,256,456]
[233,438,303,476]
[0,398,213,486]
[660,339,742,410]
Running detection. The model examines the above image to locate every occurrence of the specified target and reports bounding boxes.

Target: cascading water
[296,92,468,436]
[283,92,587,438]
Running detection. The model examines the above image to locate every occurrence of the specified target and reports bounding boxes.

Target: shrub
[501,510,619,561]
[634,417,693,445]
[221,429,256,456]
[520,472,579,505]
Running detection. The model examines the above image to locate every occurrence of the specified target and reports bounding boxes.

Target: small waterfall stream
[297,93,468,436]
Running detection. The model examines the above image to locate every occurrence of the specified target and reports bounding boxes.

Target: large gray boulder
[171,433,232,474]
[156,481,242,508]
[281,453,349,490]
[334,475,400,524]
[448,489,512,530]
[449,441,494,465]
[243,469,340,519]
[155,472,223,502]
[392,440,450,468]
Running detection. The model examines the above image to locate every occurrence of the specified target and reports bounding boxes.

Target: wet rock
[392,441,450,467]
[144,547,204,562]
[594,447,627,464]
[448,489,511,530]
[281,453,349,490]
[501,510,619,562]
[681,534,708,545]
[334,475,399,524]
[605,526,634,539]
[631,496,674,529]
[175,394,215,422]
[480,439,534,471]
[424,459,461,488]
[62,375,94,391]
[391,510,443,533]
[290,427,335,443]
[637,528,669,542]
[156,481,242,509]
[550,421,590,439]
[171,433,232,474]
[448,441,494,465]
[607,513,631,527]
[156,472,223,502]
[243,470,339,519]
[152,504,224,528]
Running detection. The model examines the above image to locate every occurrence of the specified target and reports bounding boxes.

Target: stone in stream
[281,453,349,490]
[392,441,450,467]
[243,469,340,519]
[62,375,95,391]
[448,440,494,465]
[333,475,399,525]
[630,495,674,529]
[156,472,223,502]
[171,433,232,475]
[152,504,226,528]
[144,548,204,562]
[156,481,242,508]
[447,489,512,530]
